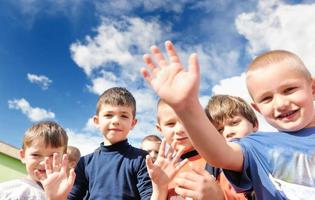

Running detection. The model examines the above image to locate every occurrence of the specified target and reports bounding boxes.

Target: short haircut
[205,95,258,128]
[22,121,68,153]
[96,87,136,117]
[141,134,162,145]
[246,50,312,83]
[67,146,81,164]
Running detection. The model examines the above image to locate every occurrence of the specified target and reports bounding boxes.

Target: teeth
[278,110,296,118]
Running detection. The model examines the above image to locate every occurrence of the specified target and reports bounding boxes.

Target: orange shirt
[216,172,247,200]
[167,150,249,200]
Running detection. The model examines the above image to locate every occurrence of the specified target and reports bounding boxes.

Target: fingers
[150,45,168,68]
[145,155,154,171]
[188,53,199,75]
[67,168,76,189]
[45,156,53,175]
[157,139,167,158]
[53,153,62,172]
[165,40,181,64]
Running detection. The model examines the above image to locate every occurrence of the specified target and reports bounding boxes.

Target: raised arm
[141,41,243,171]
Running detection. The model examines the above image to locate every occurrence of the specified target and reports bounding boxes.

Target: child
[141,134,162,163]
[147,99,225,200]
[68,87,154,200]
[206,94,258,199]
[140,41,315,199]
[67,145,81,170]
[205,95,258,141]
[0,121,75,200]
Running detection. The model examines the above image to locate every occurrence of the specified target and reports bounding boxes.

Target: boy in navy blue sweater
[68,87,153,200]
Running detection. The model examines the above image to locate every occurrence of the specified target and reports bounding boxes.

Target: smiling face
[156,102,193,153]
[20,141,64,182]
[94,104,137,145]
[216,114,257,141]
[248,64,315,132]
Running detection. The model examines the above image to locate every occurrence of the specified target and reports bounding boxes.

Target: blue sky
[1,0,315,155]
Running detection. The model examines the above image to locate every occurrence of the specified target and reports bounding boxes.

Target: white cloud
[27,73,52,90]
[236,0,315,75]
[8,98,55,122]
[70,17,165,77]
[66,128,102,156]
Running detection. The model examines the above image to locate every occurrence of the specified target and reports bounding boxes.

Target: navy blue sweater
[68,140,152,200]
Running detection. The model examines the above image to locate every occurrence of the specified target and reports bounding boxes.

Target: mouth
[109,128,122,132]
[276,109,299,121]
[175,137,188,142]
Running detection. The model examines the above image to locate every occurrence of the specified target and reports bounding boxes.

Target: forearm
[174,99,243,171]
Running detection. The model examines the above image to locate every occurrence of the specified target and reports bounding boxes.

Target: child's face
[156,103,193,153]
[248,64,315,132]
[216,114,257,141]
[94,104,137,145]
[20,141,64,182]
[141,140,160,162]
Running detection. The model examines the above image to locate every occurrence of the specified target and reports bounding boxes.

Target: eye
[231,120,240,126]
[121,115,129,119]
[165,122,175,127]
[260,96,272,103]
[217,128,224,134]
[104,114,112,118]
[284,87,297,94]
[31,153,40,158]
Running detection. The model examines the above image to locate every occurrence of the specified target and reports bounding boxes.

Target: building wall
[0,152,26,182]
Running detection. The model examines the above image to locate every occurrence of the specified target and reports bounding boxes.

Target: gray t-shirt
[0,178,46,200]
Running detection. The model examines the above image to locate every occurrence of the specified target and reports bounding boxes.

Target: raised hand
[174,166,225,200]
[141,41,200,111]
[146,139,188,191]
[35,153,76,200]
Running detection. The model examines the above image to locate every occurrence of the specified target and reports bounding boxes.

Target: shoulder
[0,179,45,199]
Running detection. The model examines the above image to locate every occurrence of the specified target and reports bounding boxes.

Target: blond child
[68,87,154,200]
[67,146,81,170]
[0,121,75,200]
[141,41,315,200]
[206,94,258,199]
[141,134,162,163]
[147,99,225,200]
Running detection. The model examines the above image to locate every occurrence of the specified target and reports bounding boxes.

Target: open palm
[141,41,200,111]
[35,154,75,200]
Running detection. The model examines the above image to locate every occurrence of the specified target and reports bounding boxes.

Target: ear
[251,103,261,114]
[155,123,162,133]
[19,149,26,164]
[252,121,259,132]
[131,118,138,129]
[93,115,99,125]
[311,77,315,100]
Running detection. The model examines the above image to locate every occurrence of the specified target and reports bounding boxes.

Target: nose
[112,115,120,124]
[274,95,290,111]
[223,126,234,138]
[174,123,185,136]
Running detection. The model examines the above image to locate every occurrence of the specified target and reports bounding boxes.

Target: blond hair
[246,50,312,82]
[22,121,68,153]
[67,146,81,164]
[141,134,162,145]
[205,95,258,129]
